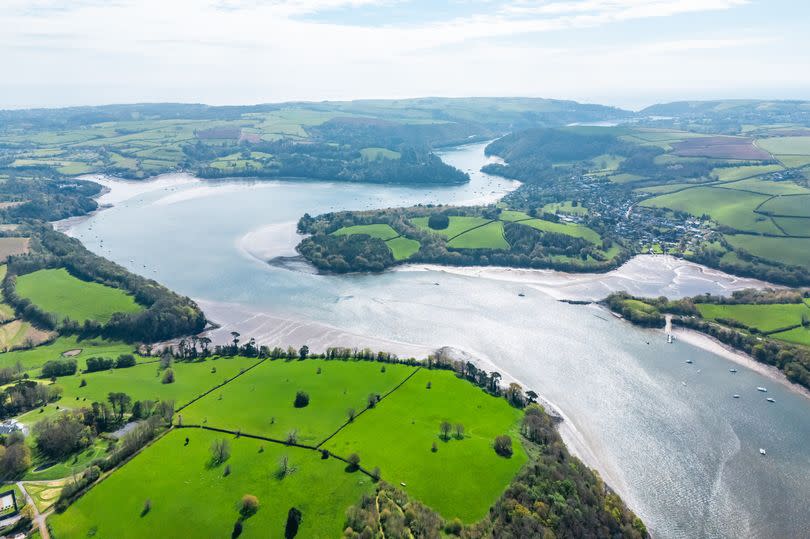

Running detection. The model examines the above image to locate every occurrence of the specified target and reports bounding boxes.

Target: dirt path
[16,481,50,539]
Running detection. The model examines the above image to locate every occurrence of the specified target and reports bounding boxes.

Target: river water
[64,143,810,538]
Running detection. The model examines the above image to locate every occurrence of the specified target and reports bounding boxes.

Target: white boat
[757,387,767,392]
[686,359,693,364]
[760,448,767,455]
[667,334,673,344]
[733,394,740,399]
[766,397,775,403]
[729,368,737,373]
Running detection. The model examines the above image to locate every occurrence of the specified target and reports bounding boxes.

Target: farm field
[542,201,588,215]
[711,164,783,182]
[758,194,810,218]
[57,356,262,410]
[0,319,54,352]
[773,217,810,236]
[0,237,30,261]
[0,336,135,372]
[325,368,526,523]
[360,147,400,160]
[770,326,810,346]
[671,136,770,160]
[386,236,421,260]
[179,359,416,444]
[447,221,510,250]
[719,178,809,196]
[641,187,779,234]
[410,216,491,238]
[332,223,399,240]
[15,268,143,324]
[755,136,810,155]
[608,173,646,184]
[725,235,810,267]
[517,218,602,243]
[48,429,372,539]
[696,303,810,333]
[774,155,810,168]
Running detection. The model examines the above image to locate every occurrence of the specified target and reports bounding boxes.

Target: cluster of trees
[41,358,78,378]
[3,224,207,342]
[0,431,31,479]
[297,233,395,273]
[85,354,136,373]
[0,380,61,419]
[0,176,100,222]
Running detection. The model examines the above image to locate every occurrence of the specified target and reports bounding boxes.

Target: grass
[542,201,588,216]
[385,236,420,260]
[57,356,262,410]
[758,194,810,218]
[720,178,809,196]
[410,216,491,238]
[772,217,810,236]
[332,224,399,241]
[755,136,810,155]
[24,440,108,482]
[48,429,372,539]
[774,155,810,168]
[769,326,810,346]
[0,336,135,373]
[608,173,646,184]
[21,480,66,513]
[15,268,143,324]
[325,369,526,523]
[447,221,510,250]
[499,210,531,222]
[180,359,416,445]
[725,235,810,267]
[516,219,602,243]
[641,187,779,234]
[696,303,810,332]
[711,164,782,182]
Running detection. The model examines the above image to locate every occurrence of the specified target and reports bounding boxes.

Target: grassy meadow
[725,235,810,267]
[447,221,510,250]
[332,224,400,241]
[16,268,143,323]
[696,303,810,333]
[0,336,135,373]
[410,216,491,238]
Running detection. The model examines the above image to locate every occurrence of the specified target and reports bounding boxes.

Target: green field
[711,164,783,182]
[325,368,526,523]
[720,178,809,196]
[758,194,810,218]
[608,173,646,184]
[517,218,602,243]
[48,429,372,539]
[0,336,135,373]
[410,216,491,238]
[447,221,510,250]
[755,136,810,155]
[696,303,810,332]
[542,201,588,216]
[769,326,810,346]
[641,187,779,234]
[775,155,810,168]
[180,360,416,444]
[725,235,810,267]
[386,236,421,260]
[332,223,399,240]
[15,268,143,323]
[360,147,400,160]
[499,210,531,222]
[773,216,810,236]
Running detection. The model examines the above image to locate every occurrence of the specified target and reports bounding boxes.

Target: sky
[1,0,809,110]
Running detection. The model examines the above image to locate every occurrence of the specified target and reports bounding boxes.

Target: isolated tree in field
[371,466,381,481]
[494,435,513,457]
[431,441,438,453]
[347,408,356,422]
[240,494,259,517]
[454,423,465,440]
[347,453,361,471]
[367,393,379,409]
[293,391,309,408]
[298,345,309,360]
[285,507,303,539]
[439,421,452,441]
[286,429,298,445]
[162,368,175,384]
[210,438,231,465]
[428,213,449,230]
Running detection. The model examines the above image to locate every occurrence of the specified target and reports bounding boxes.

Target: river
[63,143,810,538]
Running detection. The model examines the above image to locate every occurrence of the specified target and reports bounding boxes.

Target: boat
[729,368,737,373]
[681,381,687,386]
[766,397,775,403]
[686,359,693,364]
[757,387,767,392]
[667,334,673,344]
[518,293,525,297]
[760,448,767,455]
[733,394,740,399]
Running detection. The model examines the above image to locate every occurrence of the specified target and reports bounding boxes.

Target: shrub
[240,494,259,517]
[494,435,513,457]
[346,453,361,471]
[116,354,136,368]
[293,391,309,408]
[161,368,175,384]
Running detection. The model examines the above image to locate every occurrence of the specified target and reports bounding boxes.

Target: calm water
[66,143,810,538]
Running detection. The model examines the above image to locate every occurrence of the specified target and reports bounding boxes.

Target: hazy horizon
[3,0,809,110]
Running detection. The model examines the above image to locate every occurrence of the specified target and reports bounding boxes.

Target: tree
[525,390,539,404]
[371,466,381,481]
[240,494,259,518]
[34,413,92,460]
[366,393,379,409]
[431,441,438,453]
[116,354,136,368]
[285,507,302,539]
[162,368,175,384]
[298,345,309,360]
[108,392,132,421]
[210,438,231,465]
[277,454,291,478]
[346,453,361,471]
[494,435,513,457]
[454,423,465,440]
[428,213,450,230]
[0,438,31,479]
[347,408,356,422]
[293,391,309,408]
[439,421,452,441]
